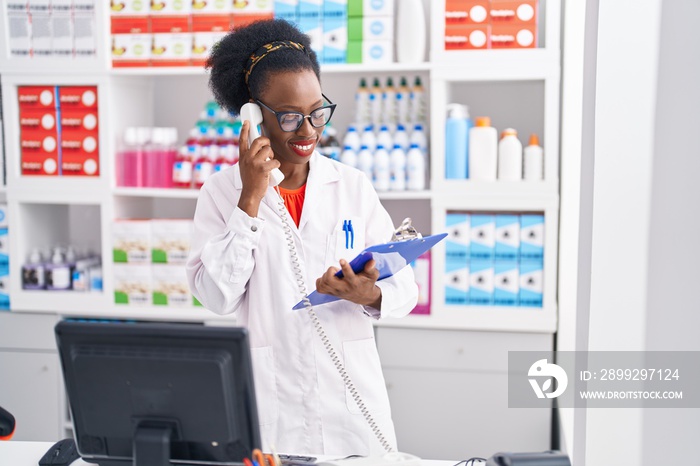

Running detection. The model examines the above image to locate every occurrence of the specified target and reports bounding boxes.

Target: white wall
[560,0,700,463]
[642,0,700,464]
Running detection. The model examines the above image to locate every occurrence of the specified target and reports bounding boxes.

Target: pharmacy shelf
[321,62,432,74]
[8,180,108,203]
[113,187,200,199]
[10,290,108,314]
[374,306,557,333]
[431,180,559,201]
[377,190,432,200]
[56,306,238,324]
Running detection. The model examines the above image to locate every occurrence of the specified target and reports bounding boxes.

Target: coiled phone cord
[274,189,395,453]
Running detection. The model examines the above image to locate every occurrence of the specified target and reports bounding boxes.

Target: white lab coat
[186,153,418,457]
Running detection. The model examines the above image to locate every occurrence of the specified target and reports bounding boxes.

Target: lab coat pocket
[326,217,366,269]
[343,338,391,416]
[250,346,279,426]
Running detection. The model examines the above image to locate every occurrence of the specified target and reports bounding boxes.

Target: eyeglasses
[255,94,337,132]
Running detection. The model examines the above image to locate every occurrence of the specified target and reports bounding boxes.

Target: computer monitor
[55,321,262,466]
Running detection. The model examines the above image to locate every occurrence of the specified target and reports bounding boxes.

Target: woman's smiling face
[257,69,325,167]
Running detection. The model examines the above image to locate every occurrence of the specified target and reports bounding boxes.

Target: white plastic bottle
[410,124,428,155]
[360,125,377,152]
[410,77,426,124]
[523,133,544,181]
[373,145,391,191]
[469,116,498,181]
[393,124,410,152]
[389,144,407,191]
[340,145,358,168]
[343,125,362,153]
[396,77,411,125]
[497,128,523,180]
[370,77,383,127]
[406,143,426,190]
[377,125,394,151]
[382,77,397,129]
[355,78,370,125]
[357,145,374,182]
[396,0,426,63]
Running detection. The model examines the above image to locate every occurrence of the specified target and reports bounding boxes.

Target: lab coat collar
[242,152,340,232]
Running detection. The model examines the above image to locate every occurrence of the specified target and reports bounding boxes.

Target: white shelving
[0,1,562,335]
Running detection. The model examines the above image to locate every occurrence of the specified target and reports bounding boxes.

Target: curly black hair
[206,19,321,115]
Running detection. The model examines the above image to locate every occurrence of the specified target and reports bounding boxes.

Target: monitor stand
[133,424,172,466]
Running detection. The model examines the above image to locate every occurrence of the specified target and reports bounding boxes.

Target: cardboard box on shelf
[347,39,393,64]
[60,130,100,176]
[18,86,57,109]
[151,219,194,264]
[58,86,98,110]
[445,259,469,306]
[348,16,393,42]
[152,264,192,307]
[149,0,192,15]
[232,0,273,15]
[490,23,537,49]
[322,14,347,64]
[411,251,431,314]
[191,15,229,66]
[232,13,275,29]
[445,0,489,24]
[348,0,393,17]
[470,214,495,260]
[494,261,519,306]
[7,10,32,57]
[109,0,150,16]
[489,0,538,24]
[112,220,151,263]
[445,24,490,50]
[519,260,543,307]
[111,16,151,67]
[19,109,58,134]
[114,264,152,306]
[60,109,99,132]
[469,260,494,305]
[19,130,59,176]
[150,16,192,66]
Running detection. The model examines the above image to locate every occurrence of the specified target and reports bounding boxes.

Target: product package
[152,264,192,307]
[114,263,152,306]
[112,220,151,263]
[150,219,194,264]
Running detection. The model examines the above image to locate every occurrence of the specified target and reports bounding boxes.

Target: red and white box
[231,0,273,15]
[111,16,151,67]
[445,0,490,25]
[490,23,536,48]
[489,0,538,24]
[19,108,58,134]
[58,86,98,110]
[191,15,229,67]
[445,24,490,50]
[20,130,60,176]
[60,130,100,176]
[150,15,192,66]
[149,0,191,15]
[60,108,99,133]
[232,13,275,30]
[18,86,57,109]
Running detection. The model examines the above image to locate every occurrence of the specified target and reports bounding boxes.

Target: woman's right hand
[237,120,281,217]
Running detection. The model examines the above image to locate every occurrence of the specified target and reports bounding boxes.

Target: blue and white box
[445,213,470,264]
[520,214,544,261]
[323,14,347,63]
[323,0,347,17]
[445,260,469,306]
[0,228,7,267]
[348,0,394,17]
[299,0,321,18]
[299,15,323,57]
[494,261,519,306]
[495,214,520,261]
[0,263,8,310]
[469,260,494,305]
[0,203,7,228]
[274,0,299,21]
[470,214,495,260]
[348,16,394,42]
[347,39,393,64]
[519,260,543,307]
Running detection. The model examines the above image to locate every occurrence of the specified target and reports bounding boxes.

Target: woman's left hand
[316,259,382,310]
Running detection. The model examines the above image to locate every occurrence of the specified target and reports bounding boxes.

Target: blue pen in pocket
[343,220,349,249]
[348,220,354,249]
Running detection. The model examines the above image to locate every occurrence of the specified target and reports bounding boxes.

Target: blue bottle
[445,104,472,179]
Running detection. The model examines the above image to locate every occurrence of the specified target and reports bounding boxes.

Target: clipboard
[293,232,448,310]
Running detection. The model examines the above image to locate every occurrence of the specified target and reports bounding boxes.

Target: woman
[186,19,418,456]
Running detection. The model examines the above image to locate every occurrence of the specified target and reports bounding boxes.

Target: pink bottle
[143,128,160,188]
[214,125,238,173]
[116,128,141,187]
[161,128,177,188]
[173,128,198,189]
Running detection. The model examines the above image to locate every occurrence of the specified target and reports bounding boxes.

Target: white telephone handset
[240,102,285,186]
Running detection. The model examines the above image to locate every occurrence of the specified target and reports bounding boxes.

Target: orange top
[528,133,540,146]
[475,116,491,127]
[278,183,307,227]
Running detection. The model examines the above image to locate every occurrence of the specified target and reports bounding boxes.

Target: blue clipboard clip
[293,229,448,310]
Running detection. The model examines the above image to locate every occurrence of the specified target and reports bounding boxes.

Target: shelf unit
[0,1,561,335]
